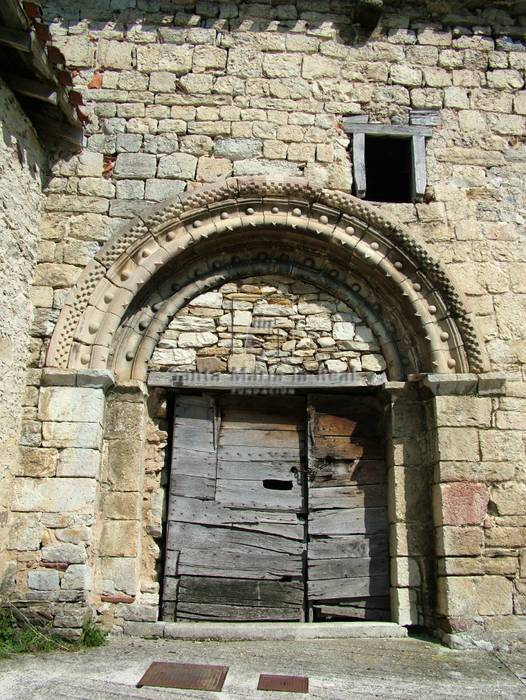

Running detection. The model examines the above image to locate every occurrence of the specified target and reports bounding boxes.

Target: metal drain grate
[257,673,309,693]
[137,662,229,691]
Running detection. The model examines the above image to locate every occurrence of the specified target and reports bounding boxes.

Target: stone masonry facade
[0,0,525,647]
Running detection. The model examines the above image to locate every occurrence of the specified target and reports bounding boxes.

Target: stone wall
[4,0,524,642]
[150,276,386,374]
[0,78,45,594]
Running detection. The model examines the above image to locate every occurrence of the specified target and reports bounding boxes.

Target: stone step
[123,620,408,641]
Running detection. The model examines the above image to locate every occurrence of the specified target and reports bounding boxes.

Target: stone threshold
[122,621,408,641]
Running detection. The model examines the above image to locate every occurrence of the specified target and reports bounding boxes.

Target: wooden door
[306,394,390,621]
[162,394,306,622]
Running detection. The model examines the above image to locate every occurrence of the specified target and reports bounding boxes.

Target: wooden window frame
[343,118,435,203]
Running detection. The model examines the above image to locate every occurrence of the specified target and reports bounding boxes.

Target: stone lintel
[42,368,115,391]
[477,372,507,397]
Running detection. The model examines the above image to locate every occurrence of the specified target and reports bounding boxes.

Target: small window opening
[364,135,412,203]
[263,479,293,491]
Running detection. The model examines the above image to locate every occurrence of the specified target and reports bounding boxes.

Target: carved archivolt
[46,176,486,381]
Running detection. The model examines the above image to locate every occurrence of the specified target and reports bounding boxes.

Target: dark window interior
[364,135,412,203]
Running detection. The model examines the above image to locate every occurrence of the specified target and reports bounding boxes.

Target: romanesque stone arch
[46,176,486,381]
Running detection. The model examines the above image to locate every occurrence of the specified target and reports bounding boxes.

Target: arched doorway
[44,176,486,633]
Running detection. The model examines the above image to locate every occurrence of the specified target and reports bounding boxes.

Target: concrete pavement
[1,636,526,699]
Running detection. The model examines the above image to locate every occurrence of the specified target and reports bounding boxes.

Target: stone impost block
[435,427,480,462]
[421,374,478,395]
[436,526,484,556]
[104,492,141,520]
[434,482,489,526]
[100,521,139,557]
[478,373,507,396]
[43,421,103,449]
[101,557,138,596]
[434,396,492,428]
[76,370,115,390]
[107,439,143,491]
[41,369,76,387]
[28,569,60,591]
[38,387,104,423]
[13,477,96,513]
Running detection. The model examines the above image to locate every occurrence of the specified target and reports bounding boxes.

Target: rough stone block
[101,557,138,596]
[13,477,96,513]
[19,447,57,477]
[41,543,86,564]
[435,427,479,462]
[434,396,492,428]
[57,449,100,478]
[137,45,192,74]
[157,153,197,179]
[193,45,227,71]
[491,482,526,516]
[436,526,484,556]
[97,40,134,69]
[480,431,523,462]
[114,153,157,179]
[62,564,92,591]
[42,422,102,449]
[145,179,185,201]
[435,482,489,526]
[28,569,60,591]
[38,387,104,423]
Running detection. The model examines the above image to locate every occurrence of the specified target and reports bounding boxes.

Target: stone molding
[42,368,115,390]
[45,176,486,380]
[419,372,506,397]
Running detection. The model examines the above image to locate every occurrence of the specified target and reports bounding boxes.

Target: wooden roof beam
[7,74,58,104]
[0,25,32,51]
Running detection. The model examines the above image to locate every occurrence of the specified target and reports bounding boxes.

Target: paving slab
[1,636,526,699]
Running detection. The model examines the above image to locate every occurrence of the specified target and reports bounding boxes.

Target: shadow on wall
[41,0,526,39]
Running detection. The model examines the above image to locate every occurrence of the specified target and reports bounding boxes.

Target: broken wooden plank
[308,574,389,600]
[219,428,304,448]
[176,603,302,622]
[308,534,388,560]
[178,576,303,607]
[309,435,384,460]
[176,547,303,579]
[171,450,217,479]
[170,475,216,500]
[309,459,386,488]
[308,506,388,536]
[308,555,388,580]
[309,484,386,510]
[217,446,303,462]
[167,522,302,555]
[215,478,302,511]
[217,460,302,481]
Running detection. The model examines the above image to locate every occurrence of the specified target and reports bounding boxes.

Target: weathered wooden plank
[171,450,217,478]
[217,446,303,462]
[308,556,388,580]
[168,497,304,539]
[164,549,179,577]
[309,484,386,510]
[173,425,215,453]
[167,522,302,555]
[219,428,304,448]
[162,575,179,602]
[215,478,302,511]
[308,507,388,536]
[220,412,304,432]
[310,460,386,488]
[217,460,302,481]
[309,574,389,600]
[176,603,301,622]
[308,534,388,560]
[170,475,216,500]
[352,131,366,198]
[314,598,390,621]
[178,576,303,607]
[177,548,303,579]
